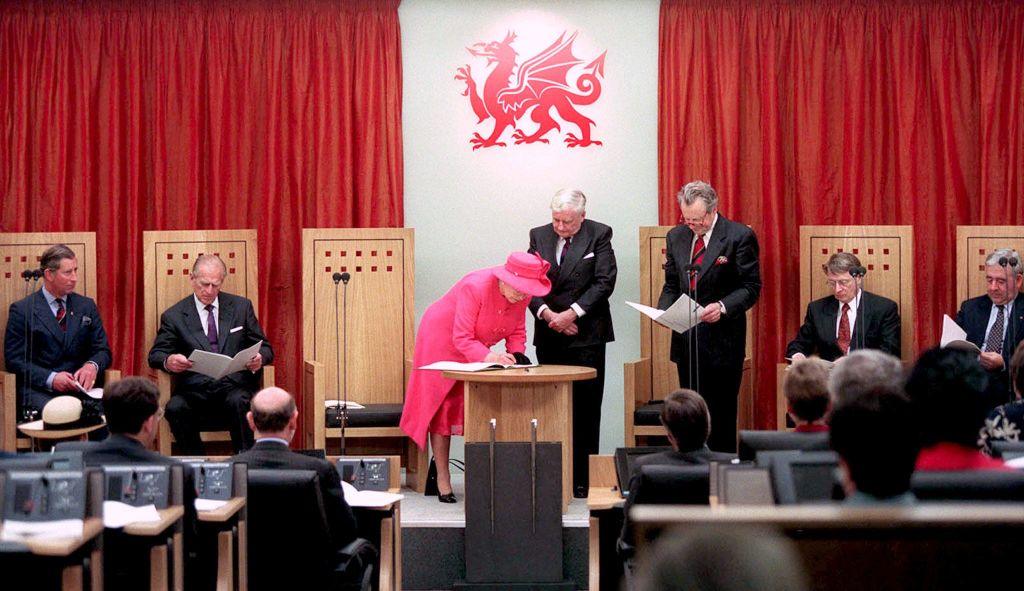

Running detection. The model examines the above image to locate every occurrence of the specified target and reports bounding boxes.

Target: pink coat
[400,268,529,449]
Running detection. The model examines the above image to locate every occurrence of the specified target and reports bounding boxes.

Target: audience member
[827,349,904,407]
[979,341,1024,454]
[830,385,919,504]
[905,347,1006,470]
[635,525,808,591]
[783,357,831,431]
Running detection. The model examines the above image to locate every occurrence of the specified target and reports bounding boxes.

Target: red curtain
[0,0,404,439]
[659,0,1024,428]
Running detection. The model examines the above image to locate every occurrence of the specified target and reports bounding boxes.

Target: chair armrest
[1,371,15,451]
[338,537,378,561]
[303,359,326,449]
[261,365,275,388]
[155,370,173,454]
[623,357,651,447]
[104,369,122,383]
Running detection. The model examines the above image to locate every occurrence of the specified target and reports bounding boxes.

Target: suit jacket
[3,290,112,401]
[657,215,761,368]
[956,292,1024,407]
[230,440,357,547]
[785,290,901,361]
[528,219,617,349]
[147,291,273,395]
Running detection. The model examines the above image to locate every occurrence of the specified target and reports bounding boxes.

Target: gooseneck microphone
[849,266,868,353]
[332,271,352,455]
[20,269,43,422]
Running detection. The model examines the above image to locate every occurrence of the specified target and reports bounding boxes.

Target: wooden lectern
[443,365,596,512]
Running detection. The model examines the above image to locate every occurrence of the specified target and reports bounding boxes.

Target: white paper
[187,340,263,380]
[74,382,103,399]
[418,361,537,372]
[324,400,365,410]
[626,294,704,334]
[0,519,84,541]
[940,315,981,353]
[195,498,229,512]
[102,501,161,528]
[340,481,404,508]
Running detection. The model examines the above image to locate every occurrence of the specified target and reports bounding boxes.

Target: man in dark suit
[148,254,273,454]
[230,387,358,549]
[786,252,901,363]
[955,248,1024,411]
[528,188,617,497]
[618,389,733,561]
[658,180,761,452]
[4,244,111,419]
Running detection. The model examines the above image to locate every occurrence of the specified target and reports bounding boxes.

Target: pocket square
[230,326,243,334]
[583,252,595,260]
[714,256,729,266]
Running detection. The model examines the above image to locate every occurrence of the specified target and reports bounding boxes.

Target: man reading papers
[148,254,273,454]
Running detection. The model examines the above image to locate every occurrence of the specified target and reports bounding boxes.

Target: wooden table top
[122,506,184,536]
[0,517,104,557]
[197,497,246,523]
[442,364,597,383]
[587,488,625,511]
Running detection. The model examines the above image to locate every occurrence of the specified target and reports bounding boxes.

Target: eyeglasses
[682,211,713,225]
[825,278,855,290]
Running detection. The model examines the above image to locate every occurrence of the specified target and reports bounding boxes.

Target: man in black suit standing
[4,244,111,419]
[528,188,617,497]
[148,254,273,454]
[230,387,358,548]
[955,248,1024,410]
[786,252,901,362]
[658,180,761,453]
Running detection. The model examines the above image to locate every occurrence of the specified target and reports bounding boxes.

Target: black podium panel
[464,442,563,584]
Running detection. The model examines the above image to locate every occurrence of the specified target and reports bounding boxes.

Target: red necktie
[837,303,851,354]
[689,235,706,291]
[55,298,67,331]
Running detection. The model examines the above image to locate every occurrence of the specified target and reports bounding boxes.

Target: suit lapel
[696,219,727,285]
[184,301,212,352]
[559,222,591,277]
[820,298,839,344]
[217,297,233,352]
[33,291,65,343]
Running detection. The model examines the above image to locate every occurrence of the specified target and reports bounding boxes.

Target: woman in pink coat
[400,252,552,502]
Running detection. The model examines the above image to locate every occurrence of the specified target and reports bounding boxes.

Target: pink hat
[493,252,552,297]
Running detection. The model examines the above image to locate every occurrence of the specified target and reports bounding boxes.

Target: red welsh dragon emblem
[456,30,607,150]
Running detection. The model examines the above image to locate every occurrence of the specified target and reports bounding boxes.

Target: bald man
[229,387,357,548]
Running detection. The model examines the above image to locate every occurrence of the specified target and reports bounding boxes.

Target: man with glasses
[786,252,900,363]
[659,180,761,452]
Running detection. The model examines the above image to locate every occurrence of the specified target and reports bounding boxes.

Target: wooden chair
[301,228,427,491]
[955,226,1024,306]
[624,226,755,446]
[142,230,273,455]
[775,226,915,429]
[0,233,121,451]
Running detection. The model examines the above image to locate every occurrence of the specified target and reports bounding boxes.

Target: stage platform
[398,472,592,590]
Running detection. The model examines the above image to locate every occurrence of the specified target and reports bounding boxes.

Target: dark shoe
[573,486,588,499]
[438,492,457,504]
[424,458,438,496]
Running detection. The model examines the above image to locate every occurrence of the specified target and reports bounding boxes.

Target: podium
[443,365,596,512]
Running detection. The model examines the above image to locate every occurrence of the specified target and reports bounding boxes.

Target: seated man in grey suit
[148,253,273,454]
[787,252,900,362]
[230,387,358,549]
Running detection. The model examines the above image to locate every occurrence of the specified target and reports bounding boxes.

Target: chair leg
[404,442,429,493]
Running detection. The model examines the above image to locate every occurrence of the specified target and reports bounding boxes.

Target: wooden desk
[444,364,597,511]
[586,455,624,591]
[199,497,247,591]
[0,517,104,591]
[122,506,185,591]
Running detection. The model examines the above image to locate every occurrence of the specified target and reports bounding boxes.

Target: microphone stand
[1000,256,1019,403]
[332,271,352,456]
[21,270,43,422]
[851,266,867,353]
[684,259,703,396]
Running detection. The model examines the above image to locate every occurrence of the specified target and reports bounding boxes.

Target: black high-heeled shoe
[438,492,457,504]
[424,457,439,496]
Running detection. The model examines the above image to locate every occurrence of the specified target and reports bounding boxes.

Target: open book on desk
[626,294,704,333]
[418,361,538,372]
[940,315,981,354]
[187,340,263,380]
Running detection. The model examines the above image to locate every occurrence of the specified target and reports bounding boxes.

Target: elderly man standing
[4,244,111,419]
[528,188,617,497]
[955,248,1024,410]
[658,180,761,452]
[148,254,273,454]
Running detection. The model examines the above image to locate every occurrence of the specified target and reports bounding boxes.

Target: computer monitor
[0,451,84,471]
[764,450,842,505]
[737,430,830,461]
[614,446,673,497]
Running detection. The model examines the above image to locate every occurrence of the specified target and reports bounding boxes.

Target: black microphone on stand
[684,261,702,394]
[850,266,868,353]
[998,255,1019,403]
[332,271,352,456]
[20,268,43,422]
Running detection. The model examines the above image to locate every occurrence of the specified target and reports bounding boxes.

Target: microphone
[340,272,351,284]
[998,256,1019,268]
[850,266,867,277]
[332,272,343,284]
[21,269,35,280]
[331,270,352,456]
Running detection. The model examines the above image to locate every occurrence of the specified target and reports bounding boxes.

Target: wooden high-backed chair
[301,228,428,491]
[143,230,274,455]
[955,226,1024,306]
[624,226,756,446]
[0,232,121,451]
[775,226,915,429]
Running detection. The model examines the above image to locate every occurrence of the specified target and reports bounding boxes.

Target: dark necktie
[55,298,66,332]
[689,235,706,291]
[205,304,219,353]
[837,302,851,354]
[985,305,1005,354]
[560,237,572,265]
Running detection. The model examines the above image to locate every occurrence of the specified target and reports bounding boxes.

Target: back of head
[828,349,905,408]
[661,389,710,451]
[250,387,297,434]
[636,525,808,591]
[103,377,159,435]
[784,358,831,423]
[830,386,919,498]
[905,347,989,447]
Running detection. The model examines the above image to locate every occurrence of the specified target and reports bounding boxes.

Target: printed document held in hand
[626,295,704,334]
[940,315,980,353]
[188,340,263,380]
